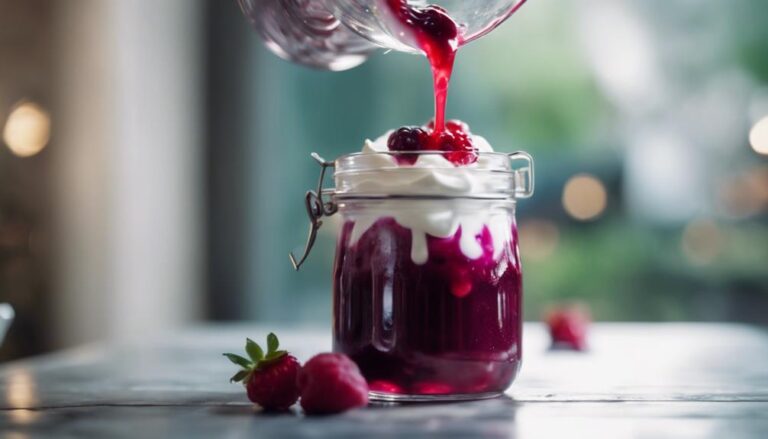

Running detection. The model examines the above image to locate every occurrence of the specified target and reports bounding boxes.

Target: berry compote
[333,205,523,400]
[387,119,478,165]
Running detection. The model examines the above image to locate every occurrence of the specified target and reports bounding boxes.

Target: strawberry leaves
[223,333,288,383]
[246,338,264,362]
[223,353,251,370]
[229,369,249,383]
[267,333,279,353]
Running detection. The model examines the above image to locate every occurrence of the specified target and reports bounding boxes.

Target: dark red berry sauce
[333,217,523,397]
[386,1,458,134]
[382,2,527,165]
[384,0,471,163]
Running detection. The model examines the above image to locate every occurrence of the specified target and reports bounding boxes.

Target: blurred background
[0,0,766,360]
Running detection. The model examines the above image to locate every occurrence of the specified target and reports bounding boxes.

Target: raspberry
[424,119,478,165]
[223,333,301,411]
[546,306,590,351]
[298,353,369,415]
[434,130,477,165]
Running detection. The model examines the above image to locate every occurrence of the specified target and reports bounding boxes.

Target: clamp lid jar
[292,150,533,401]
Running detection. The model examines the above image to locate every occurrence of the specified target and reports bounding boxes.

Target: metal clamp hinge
[289,153,337,271]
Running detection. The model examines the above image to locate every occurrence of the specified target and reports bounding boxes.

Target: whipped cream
[344,131,513,264]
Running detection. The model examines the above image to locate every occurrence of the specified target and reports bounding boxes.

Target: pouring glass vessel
[237,0,528,70]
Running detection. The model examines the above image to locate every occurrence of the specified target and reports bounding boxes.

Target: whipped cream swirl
[343,131,513,264]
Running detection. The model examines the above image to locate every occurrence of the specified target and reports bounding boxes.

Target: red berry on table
[298,353,369,415]
[223,333,301,411]
[545,305,590,351]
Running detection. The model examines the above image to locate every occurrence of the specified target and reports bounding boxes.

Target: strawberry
[545,305,590,351]
[223,333,301,411]
[297,353,369,415]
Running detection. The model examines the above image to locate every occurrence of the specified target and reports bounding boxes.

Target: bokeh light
[4,368,40,424]
[562,174,608,221]
[718,166,768,218]
[2,101,51,158]
[750,116,768,155]
[681,220,723,266]
[519,219,560,261]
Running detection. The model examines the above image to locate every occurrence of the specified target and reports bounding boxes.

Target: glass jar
[292,151,533,401]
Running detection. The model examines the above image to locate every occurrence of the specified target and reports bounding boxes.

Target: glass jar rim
[330,150,534,201]
[334,151,518,173]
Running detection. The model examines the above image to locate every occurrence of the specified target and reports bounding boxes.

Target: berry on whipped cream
[343,123,507,265]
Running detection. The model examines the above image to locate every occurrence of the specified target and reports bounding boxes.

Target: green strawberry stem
[223,332,288,383]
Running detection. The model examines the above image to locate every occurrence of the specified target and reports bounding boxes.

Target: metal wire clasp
[289,153,337,271]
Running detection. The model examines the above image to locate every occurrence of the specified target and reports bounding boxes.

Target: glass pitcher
[237,0,528,70]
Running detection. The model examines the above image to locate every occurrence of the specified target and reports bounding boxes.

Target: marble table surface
[1,323,767,438]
